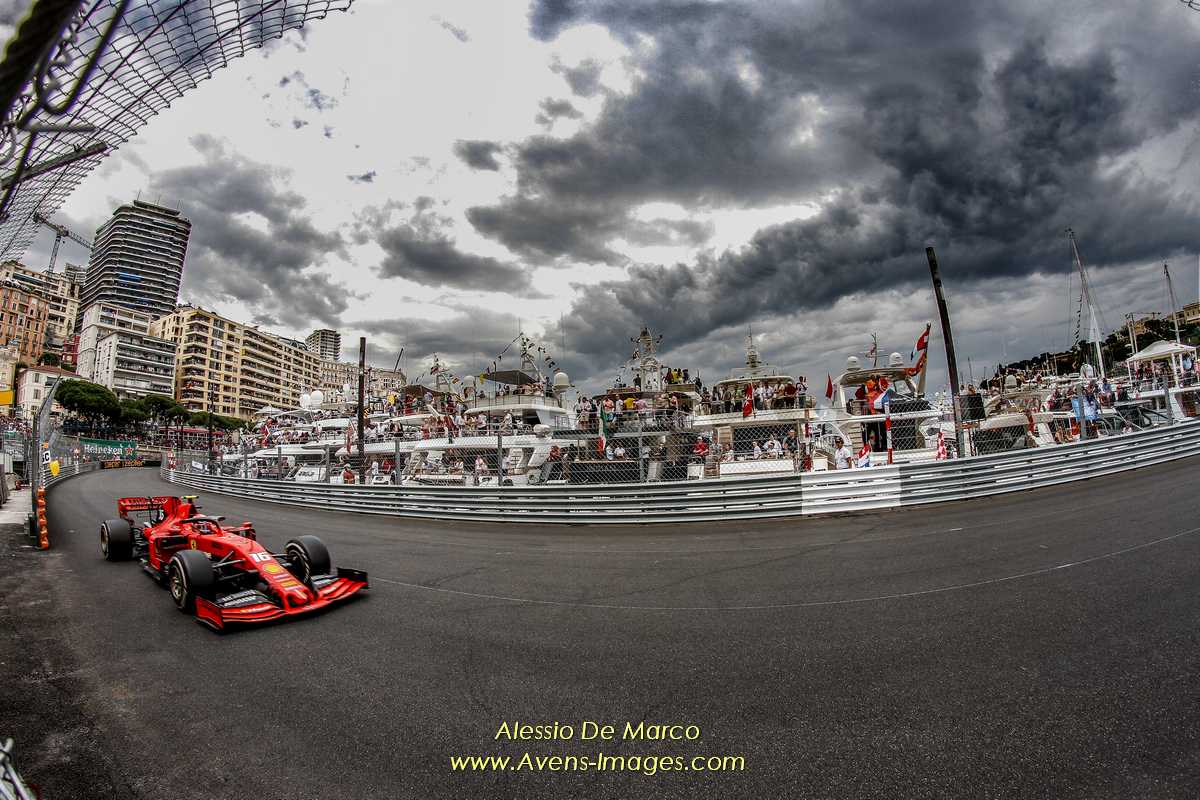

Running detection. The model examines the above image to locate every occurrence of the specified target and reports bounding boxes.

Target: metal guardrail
[158,421,1200,524]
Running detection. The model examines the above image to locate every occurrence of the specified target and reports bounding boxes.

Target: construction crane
[31,211,91,273]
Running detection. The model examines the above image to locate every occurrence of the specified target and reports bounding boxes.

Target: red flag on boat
[742,383,754,417]
[911,322,931,361]
[825,374,834,400]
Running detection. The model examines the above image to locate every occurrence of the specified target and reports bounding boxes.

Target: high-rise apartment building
[0,260,81,349]
[305,328,341,361]
[80,200,191,321]
[76,303,157,382]
[92,329,176,399]
[151,305,323,419]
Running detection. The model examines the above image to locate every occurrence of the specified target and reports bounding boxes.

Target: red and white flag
[856,441,872,468]
[936,430,948,460]
[742,383,754,417]
[825,374,834,400]
[911,322,931,361]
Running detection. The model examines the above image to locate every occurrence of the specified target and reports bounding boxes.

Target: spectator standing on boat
[369,460,380,479]
[692,436,709,462]
[341,463,356,484]
[834,437,854,470]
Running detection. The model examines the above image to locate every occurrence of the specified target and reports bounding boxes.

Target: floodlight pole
[357,337,367,485]
[926,246,966,458]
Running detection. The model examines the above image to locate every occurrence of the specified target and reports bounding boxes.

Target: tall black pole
[926,246,965,458]
[206,387,214,474]
[357,336,366,484]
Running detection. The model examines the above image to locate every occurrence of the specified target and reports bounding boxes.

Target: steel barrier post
[1163,373,1175,425]
[497,432,504,483]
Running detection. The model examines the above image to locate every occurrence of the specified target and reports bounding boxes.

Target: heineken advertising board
[80,438,138,459]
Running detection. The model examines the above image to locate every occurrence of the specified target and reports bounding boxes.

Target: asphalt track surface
[7,459,1200,799]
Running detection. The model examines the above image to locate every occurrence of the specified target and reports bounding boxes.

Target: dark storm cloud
[466,196,626,264]
[551,57,603,98]
[535,97,583,126]
[364,202,540,294]
[347,170,377,184]
[452,139,503,171]
[497,0,1200,378]
[291,118,308,129]
[148,135,353,327]
[356,307,529,376]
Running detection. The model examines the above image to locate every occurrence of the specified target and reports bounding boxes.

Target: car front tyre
[285,535,331,583]
[168,550,215,613]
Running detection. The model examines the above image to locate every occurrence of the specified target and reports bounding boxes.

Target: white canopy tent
[1126,340,1197,363]
[1125,340,1197,383]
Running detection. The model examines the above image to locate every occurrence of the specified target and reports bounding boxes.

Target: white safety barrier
[153,420,1200,524]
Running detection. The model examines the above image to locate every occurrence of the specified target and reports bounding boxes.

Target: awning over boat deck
[481,368,540,385]
[1126,340,1197,363]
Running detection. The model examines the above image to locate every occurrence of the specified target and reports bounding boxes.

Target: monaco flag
[825,374,834,400]
[742,383,754,417]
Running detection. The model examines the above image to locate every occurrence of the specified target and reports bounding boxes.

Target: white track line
[371,527,1200,612]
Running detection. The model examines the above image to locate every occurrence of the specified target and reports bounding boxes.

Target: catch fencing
[158,419,1200,524]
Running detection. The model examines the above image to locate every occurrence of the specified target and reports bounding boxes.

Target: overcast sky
[11,0,1200,394]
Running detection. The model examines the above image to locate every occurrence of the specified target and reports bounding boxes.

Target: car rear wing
[118,495,185,521]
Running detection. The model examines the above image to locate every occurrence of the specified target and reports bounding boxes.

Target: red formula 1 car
[99,495,367,631]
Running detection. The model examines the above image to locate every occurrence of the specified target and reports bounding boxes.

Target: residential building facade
[1182,300,1200,327]
[0,282,50,363]
[0,260,81,350]
[151,305,323,419]
[79,200,191,321]
[15,365,74,421]
[76,303,156,382]
[93,329,177,399]
[306,328,341,361]
[319,359,406,400]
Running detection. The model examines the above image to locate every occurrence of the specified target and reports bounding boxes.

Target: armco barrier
[157,420,1200,524]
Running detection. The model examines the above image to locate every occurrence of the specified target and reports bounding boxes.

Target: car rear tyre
[168,550,215,613]
[285,535,331,583]
[100,519,132,561]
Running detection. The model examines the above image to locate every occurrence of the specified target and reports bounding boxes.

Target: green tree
[119,398,150,433]
[54,379,120,435]
[37,352,60,367]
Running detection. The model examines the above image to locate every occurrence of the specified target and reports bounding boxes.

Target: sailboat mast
[1164,263,1182,344]
[1068,229,1105,380]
